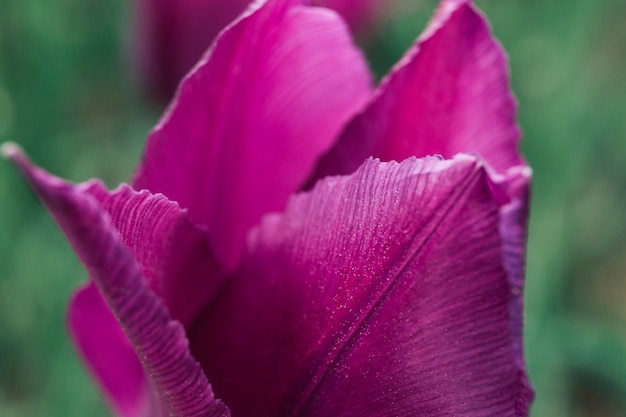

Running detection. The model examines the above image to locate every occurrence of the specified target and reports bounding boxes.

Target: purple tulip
[133,0,394,100]
[5,0,534,416]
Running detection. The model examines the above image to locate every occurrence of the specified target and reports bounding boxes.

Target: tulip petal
[310,0,523,183]
[133,0,373,269]
[191,156,532,416]
[5,145,230,417]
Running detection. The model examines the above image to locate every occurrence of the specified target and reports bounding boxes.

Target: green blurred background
[0,0,625,416]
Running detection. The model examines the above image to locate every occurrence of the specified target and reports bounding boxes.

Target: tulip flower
[5,0,534,416]
[133,0,393,100]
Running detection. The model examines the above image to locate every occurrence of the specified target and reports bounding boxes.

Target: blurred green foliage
[1,0,625,416]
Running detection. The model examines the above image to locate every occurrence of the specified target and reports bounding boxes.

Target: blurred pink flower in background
[133,0,395,100]
[311,0,389,36]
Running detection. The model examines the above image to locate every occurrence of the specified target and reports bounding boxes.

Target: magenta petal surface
[7,147,229,417]
[310,0,522,182]
[191,156,532,417]
[133,0,373,269]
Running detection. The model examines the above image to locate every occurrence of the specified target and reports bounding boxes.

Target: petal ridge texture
[7,146,230,417]
[191,156,532,417]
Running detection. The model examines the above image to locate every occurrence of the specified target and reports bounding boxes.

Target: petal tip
[1,143,50,189]
[1,141,23,161]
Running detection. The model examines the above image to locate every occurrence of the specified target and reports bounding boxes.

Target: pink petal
[133,0,373,269]
[133,0,250,100]
[310,0,523,183]
[190,156,533,417]
[5,145,230,417]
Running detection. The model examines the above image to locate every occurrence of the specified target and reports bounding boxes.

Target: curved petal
[5,144,230,417]
[133,0,373,269]
[309,0,523,184]
[190,156,533,417]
